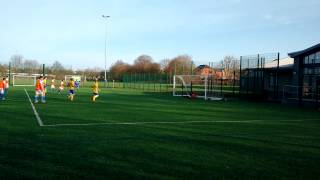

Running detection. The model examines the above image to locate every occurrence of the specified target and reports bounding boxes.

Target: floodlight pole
[102,15,110,87]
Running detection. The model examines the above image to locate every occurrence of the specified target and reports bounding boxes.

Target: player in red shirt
[0,78,6,101]
[34,76,45,103]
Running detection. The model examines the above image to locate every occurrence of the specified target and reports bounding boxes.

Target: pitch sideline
[24,89,44,127]
[42,119,308,127]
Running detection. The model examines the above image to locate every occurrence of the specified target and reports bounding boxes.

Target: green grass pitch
[1,86,320,179]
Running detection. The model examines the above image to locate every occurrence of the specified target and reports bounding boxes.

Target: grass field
[1,86,320,179]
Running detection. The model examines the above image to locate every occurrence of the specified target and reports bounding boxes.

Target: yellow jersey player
[42,76,47,101]
[92,78,99,102]
[67,78,75,101]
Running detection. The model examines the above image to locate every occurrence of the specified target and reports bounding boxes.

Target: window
[304,68,315,75]
[304,56,309,64]
[269,74,274,87]
[309,54,316,64]
[316,51,320,64]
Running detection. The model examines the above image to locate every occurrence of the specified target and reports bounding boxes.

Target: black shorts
[93,93,99,96]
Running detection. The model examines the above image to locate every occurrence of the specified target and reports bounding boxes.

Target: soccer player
[0,78,6,101]
[75,80,80,90]
[3,76,9,100]
[35,76,45,103]
[67,78,75,101]
[50,78,56,92]
[92,78,99,102]
[42,76,48,102]
[58,79,65,94]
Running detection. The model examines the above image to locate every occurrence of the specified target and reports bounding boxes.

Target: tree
[109,60,131,80]
[215,56,240,80]
[84,67,102,80]
[10,54,24,69]
[51,61,65,72]
[164,55,194,75]
[23,59,40,74]
[0,63,7,76]
[132,55,160,73]
[159,58,170,72]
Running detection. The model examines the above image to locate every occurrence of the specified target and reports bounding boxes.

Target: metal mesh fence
[122,73,173,92]
[240,53,280,100]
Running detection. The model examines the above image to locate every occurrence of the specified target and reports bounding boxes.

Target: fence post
[220,72,223,97]
[276,52,280,100]
[160,73,162,92]
[239,56,242,96]
[247,58,249,96]
[42,64,45,77]
[316,79,319,109]
[8,62,11,86]
[123,74,125,88]
[233,70,236,96]
[154,73,156,92]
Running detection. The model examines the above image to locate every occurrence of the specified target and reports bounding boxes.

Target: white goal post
[65,75,82,82]
[173,75,223,100]
[13,75,37,87]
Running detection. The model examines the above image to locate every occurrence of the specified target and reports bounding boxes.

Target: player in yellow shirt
[67,78,75,101]
[42,76,48,102]
[92,78,99,102]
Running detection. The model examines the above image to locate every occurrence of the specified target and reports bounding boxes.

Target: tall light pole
[102,15,110,87]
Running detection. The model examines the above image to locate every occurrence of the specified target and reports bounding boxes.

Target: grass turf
[0,86,320,179]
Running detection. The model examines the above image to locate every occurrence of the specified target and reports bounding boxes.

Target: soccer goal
[173,75,223,100]
[13,75,37,86]
[65,75,82,82]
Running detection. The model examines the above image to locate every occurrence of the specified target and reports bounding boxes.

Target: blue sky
[0,0,319,69]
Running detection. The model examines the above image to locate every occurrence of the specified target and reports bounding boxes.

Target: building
[288,43,320,106]
[194,65,223,79]
[263,57,294,100]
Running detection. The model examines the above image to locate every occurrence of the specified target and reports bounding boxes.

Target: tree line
[1,54,240,81]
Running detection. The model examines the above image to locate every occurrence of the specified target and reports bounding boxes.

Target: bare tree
[51,61,65,72]
[10,54,24,69]
[24,59,40,74]
[160,58,170,72]
[215,56,240,79]
[0,63,7,76]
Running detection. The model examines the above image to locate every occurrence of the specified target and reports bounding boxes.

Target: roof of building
[264,57,294,69]
[196,65,210,69]
[288,43,320,58]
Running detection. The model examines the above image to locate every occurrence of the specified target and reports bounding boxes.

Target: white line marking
[43,119,306,127]
[24,89,44,127]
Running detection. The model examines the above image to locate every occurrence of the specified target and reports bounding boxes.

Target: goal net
[13,75,36,86]
[65,75,82,82]
[173,75,222,100]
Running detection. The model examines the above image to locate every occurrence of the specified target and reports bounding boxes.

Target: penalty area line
[24,89,44,127]
[42,119,305,127]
